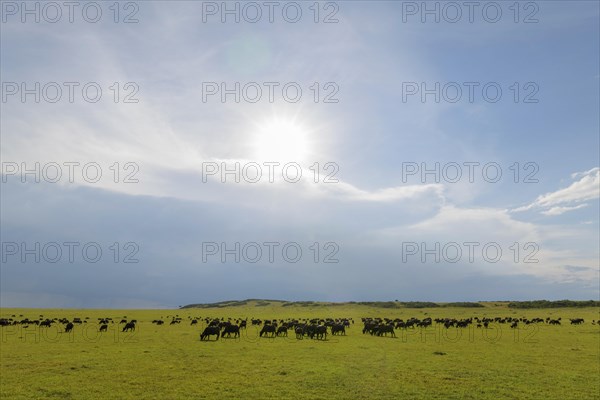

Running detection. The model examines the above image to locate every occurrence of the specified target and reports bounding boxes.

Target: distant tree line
[441,302,485,308]
[354,301,484,308]
[507,300,600,308]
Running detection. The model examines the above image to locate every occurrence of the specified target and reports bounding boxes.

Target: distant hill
[180,299,486,309]
[179,299,599,309]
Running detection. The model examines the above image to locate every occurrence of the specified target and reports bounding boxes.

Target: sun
[252,118,311,163]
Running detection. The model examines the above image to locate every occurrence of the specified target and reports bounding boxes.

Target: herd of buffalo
[196,315,593,340]
[197,317,345,340]
[1,313,592,341]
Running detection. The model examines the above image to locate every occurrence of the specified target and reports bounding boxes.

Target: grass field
[1,301,598,400]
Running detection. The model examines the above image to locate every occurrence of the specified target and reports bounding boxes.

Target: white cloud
[541,204,588,216]
[512,167,599,215]
[537,167,599,206]
[316,180,444,203]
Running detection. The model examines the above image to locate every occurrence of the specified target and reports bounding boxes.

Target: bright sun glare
[253,119,311,162]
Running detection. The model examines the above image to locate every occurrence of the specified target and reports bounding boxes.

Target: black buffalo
[260,324,277,337]
[222,325,240,338]
[200,326,220,341]
[122,322,136,332]
[331,324,346,335]
[310,325,327,340]
[64,322,74,333]
[276,326,288,337]
[376,324,395,337]
[39,320,52,328]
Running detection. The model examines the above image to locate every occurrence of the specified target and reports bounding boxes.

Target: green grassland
[1,301,598,400]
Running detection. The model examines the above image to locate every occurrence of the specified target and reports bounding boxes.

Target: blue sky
[1,1,599,308]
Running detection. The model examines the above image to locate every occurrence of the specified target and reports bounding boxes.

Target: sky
[1,1,599,308]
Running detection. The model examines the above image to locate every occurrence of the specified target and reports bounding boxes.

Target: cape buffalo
[200,326,220,341]
[331,324,346,335]
[310,325,327,340]
[260,324,276,337]
[276,326,288,337]
[64,322,74,333]
[376,324,395,337]
[122,322,136,332]
[222,325,240,338]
